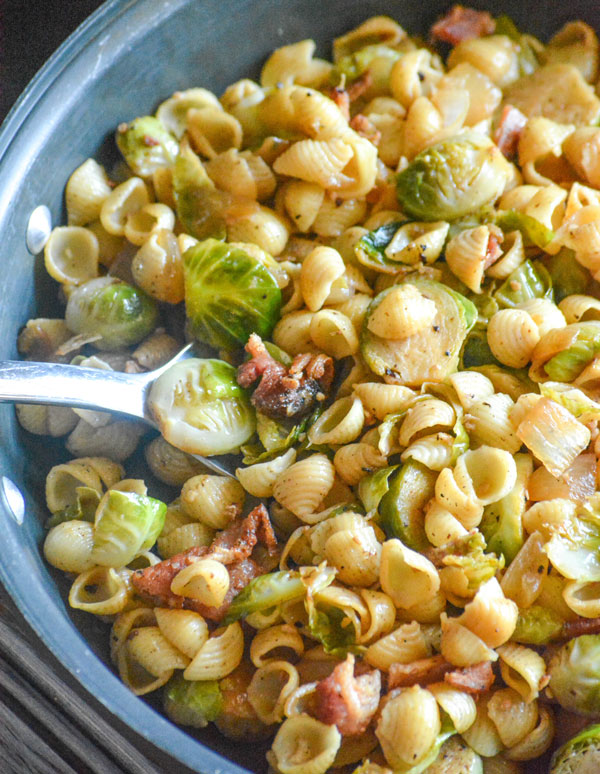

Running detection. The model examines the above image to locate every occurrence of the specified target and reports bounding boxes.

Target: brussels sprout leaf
[495,209,554,249]
[223,570,306,624]
[494,260,553,308]
[91,489,166,567]
[164,673,223,728]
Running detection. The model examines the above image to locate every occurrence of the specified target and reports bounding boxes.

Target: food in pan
[17,5,600,772]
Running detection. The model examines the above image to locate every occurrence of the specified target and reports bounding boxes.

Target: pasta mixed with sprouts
[20,6,600,773]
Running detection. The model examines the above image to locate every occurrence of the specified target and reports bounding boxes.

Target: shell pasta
[24,6,600,774]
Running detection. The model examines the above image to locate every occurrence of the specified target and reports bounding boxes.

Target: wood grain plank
[0,656,124,774]
[0,615,163,774]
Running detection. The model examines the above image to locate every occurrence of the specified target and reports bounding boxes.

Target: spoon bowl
[0,344,236,477]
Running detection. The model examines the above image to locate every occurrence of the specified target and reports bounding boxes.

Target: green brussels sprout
[550,723,600,774]
[355,220,409,273]
[358,464,400,513]
[495,209,554,249]
[90,489,166,567]
[547,248,590,303]
[164,673,223,728]
[116,116,178,177]
[173,142,228,241]
[543,322,600,382]
[461,331,500,369]
[549,635,600,715]
[224,570,306,624]
[377,460,437,551]
[396,133,512,221]
[494,260,553,308]
[440,532,504,593]
[480,454,531,563]
[334,44,402,83]
[149,358,256,456]
[511,605,564,645]
[361,279,476,386]
[65,277,159,351]
[183,239,282,351]
[307,600,362,657]
[46,486,100,528]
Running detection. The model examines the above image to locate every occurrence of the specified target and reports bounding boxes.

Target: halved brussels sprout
[549,635,600,715]
[361,279,476,386]
[91,489,166,567]
[550,723,600,774]
[183,239,282,351]
[164,673,223,728]
[116,116,178,177]
[480,454,531,563]
[307,599,361,657]
[377,460,436,551]
[65,277,159,350]
[396,133,512,222]
[511,605,563,645]
[149,358,256,456]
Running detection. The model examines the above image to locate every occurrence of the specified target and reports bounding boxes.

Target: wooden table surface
[0,3,197,772]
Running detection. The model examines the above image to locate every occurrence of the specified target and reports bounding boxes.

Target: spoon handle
[0,361,149,420]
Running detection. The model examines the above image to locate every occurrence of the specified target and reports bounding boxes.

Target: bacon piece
[314,654,381,735]
[131,505,277,621]
[562,616,600,640]
[349,114,381,145]
[431,5,495,46]
[346,71,373,102]
[237,334,334,420]
[444,661,495,694]
[493,104,528,160]
[389,656,494,695]
[388,655,453,689]
[484,232,503,269]
[327,86,350,121]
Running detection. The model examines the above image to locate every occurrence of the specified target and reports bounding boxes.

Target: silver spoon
[0,344,235,477]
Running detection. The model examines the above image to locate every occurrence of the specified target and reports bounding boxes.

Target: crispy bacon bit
[314,655,381,735]
[346,71,373,102]
[237,334,334,420]
[325,71,373,122]
[431,5,495,46]
[444,661,496,694]
[349,114,381,146]
[561,616,600,640]
[131,504,277,621]
[388,655,453,689]
[493,104,528,160]
[484,233,503,269]
[388,656,495,695]
[327,86,350,121]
